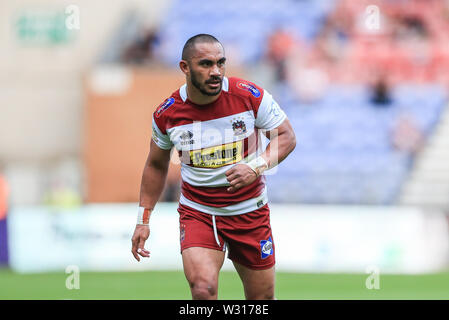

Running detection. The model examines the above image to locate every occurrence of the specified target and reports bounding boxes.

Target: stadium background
[1,0,449,299]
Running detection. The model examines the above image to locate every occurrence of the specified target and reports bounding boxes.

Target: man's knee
[246,284,275,300]
[188,278,218,300]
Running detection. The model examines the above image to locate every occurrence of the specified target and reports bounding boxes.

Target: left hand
[225,164,257,193]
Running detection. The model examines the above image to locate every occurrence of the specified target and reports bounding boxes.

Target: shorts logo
[155,97,175,118]
[236,81,261,98]
[180,224,186,242]
[260,237,273,259]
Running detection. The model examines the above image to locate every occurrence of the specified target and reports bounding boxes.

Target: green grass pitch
[0,268,448,300]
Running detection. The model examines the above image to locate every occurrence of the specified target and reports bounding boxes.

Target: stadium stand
[270,84,446,204]
[150,0,449,205]
[154,0,336,65]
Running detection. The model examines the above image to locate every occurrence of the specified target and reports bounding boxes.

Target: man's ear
[179,60,189,75]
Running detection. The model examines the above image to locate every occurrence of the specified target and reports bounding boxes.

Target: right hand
[131,225,150,262]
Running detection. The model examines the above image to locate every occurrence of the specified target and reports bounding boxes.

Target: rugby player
[131,34,296,300]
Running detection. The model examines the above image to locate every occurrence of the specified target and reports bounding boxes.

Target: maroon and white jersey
[151,77,287,215]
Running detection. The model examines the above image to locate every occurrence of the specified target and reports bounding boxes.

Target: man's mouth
[206,79,221,89]
[208,82,220,88]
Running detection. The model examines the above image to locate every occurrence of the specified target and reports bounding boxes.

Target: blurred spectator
[121,28,159,65]
[392,114,425,154]
[266,28,295,82]
[370,75,392,106]
[393,15,428,41]
[315,13,350,64]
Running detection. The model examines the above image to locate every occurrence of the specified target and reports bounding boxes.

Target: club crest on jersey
[236,81,261,98]
[260,237,273,259]
[231,118,247,136]
[155,97,175,118]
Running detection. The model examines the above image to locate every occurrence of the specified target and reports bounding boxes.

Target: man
[131,34,296,300]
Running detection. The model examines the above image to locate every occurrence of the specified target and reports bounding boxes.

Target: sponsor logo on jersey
[260,237,273,259]
[155,97,175,118]
[236,81,261,98]
[189,140,243,168]
[180,130,194,146]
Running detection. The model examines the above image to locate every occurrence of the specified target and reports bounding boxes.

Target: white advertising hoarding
[7,203,449,273]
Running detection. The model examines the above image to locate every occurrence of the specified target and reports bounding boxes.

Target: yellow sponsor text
[190,141,243,168]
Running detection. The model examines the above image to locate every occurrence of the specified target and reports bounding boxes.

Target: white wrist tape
[137,206,151,225]
[246,156,268,177]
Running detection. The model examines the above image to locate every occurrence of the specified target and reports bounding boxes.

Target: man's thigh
[182,247,225,299]
[179,205,227,298]
[182,247,226,279]
[233,262,275,300]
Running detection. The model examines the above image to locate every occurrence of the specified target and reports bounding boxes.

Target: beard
[190,70,222,96]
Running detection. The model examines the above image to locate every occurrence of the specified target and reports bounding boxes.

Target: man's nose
[210,64,221,76]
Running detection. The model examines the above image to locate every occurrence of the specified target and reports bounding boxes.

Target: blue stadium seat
[266,84,445,204]
[157,0,333,65]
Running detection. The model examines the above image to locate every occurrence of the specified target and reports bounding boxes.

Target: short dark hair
[181,34,222,61]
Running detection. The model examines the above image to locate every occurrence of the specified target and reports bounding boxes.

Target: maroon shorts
[178,203,275,270]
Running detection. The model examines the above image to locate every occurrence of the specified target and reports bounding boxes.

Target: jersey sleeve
[254,90,287,131]
[152,116,173,150]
